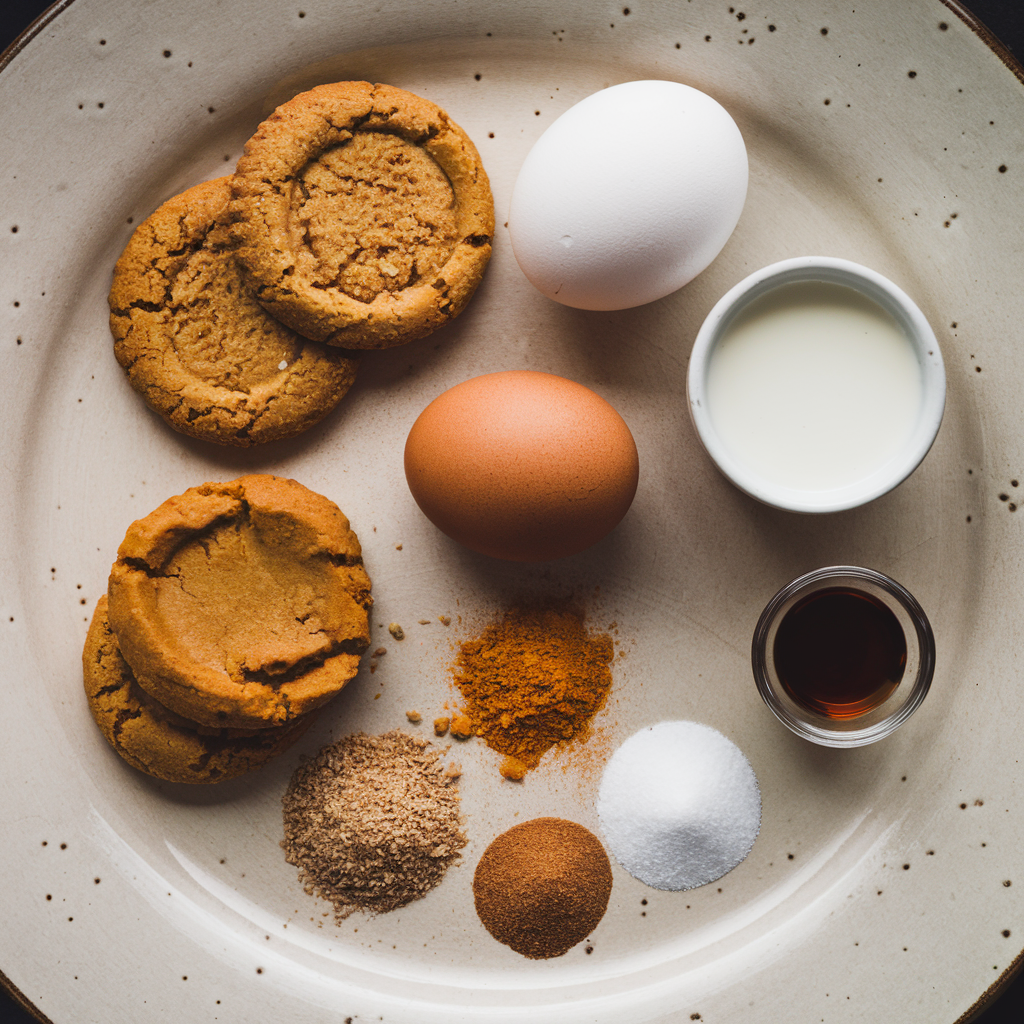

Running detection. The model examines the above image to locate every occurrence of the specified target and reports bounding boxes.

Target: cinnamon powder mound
[281,730,466,921]
[453,606,614,774]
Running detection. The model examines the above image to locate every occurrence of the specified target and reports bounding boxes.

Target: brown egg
[404,371,639,561]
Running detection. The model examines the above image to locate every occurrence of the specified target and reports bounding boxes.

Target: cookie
[230,81,494,349]
[106,474,373,729]
[84,596,315,784]
[109,176,359,446]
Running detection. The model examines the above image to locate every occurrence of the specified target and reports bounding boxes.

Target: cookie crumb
[388,623,405,641]
[395,543,403,550]
[418,619,431,625]
[444,763,462,779]
[374,647,387,657]
[439,615,451,626]
[434,716,451,737]
[450,714,474,740]
[406,710,422,723]
[499,756,527,781]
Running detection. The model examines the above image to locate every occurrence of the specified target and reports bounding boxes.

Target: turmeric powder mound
[452,607,614,774]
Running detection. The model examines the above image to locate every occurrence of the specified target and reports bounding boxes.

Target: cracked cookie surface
[84,596,315,784]
[106,474,372,729]
[230,81,494,349]
[109,176,359,446]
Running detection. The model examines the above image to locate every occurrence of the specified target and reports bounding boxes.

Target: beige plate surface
[1,0,1023,1021]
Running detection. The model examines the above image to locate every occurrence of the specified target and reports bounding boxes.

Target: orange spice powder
[451,606,614,777]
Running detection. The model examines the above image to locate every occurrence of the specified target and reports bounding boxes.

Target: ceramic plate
[2,1,1023,1021]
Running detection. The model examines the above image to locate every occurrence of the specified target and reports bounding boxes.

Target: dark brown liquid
[772,587,907,719]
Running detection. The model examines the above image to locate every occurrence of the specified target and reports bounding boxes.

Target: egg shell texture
[404,371,639,561]
[508,80,748,311]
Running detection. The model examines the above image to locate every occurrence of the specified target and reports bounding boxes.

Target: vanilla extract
[772,587,907,719]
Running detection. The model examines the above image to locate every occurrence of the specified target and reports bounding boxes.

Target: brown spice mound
[281,730,466,920]
[453,606,614,773]
[473,817,612,959]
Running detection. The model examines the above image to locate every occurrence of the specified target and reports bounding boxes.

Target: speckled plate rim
[1,1,1024,1022]
[839,14,1024,1019]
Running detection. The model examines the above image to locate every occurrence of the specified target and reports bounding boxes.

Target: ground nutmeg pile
[281,729,466,921]
[452,605,614,778]
[473,817,613,959]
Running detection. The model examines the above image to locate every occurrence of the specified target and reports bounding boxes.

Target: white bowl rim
[686,256,947,514]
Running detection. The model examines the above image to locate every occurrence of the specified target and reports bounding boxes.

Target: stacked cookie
[84,475,373,783]
[109,177,360,446]
[110,81,495,446]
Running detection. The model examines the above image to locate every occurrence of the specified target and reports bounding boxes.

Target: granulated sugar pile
[282,729,466,920]
[596,721,761,891]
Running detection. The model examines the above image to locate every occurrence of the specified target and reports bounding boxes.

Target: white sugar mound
[597,721,761,891]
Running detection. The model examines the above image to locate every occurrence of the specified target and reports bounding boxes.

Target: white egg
[508,80,748,311]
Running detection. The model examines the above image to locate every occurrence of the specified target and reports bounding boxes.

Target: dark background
[1,0,1022,1021]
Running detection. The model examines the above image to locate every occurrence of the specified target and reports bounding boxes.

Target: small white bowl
[687,257,945,513]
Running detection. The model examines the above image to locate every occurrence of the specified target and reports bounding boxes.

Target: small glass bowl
[751,566,935,747]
